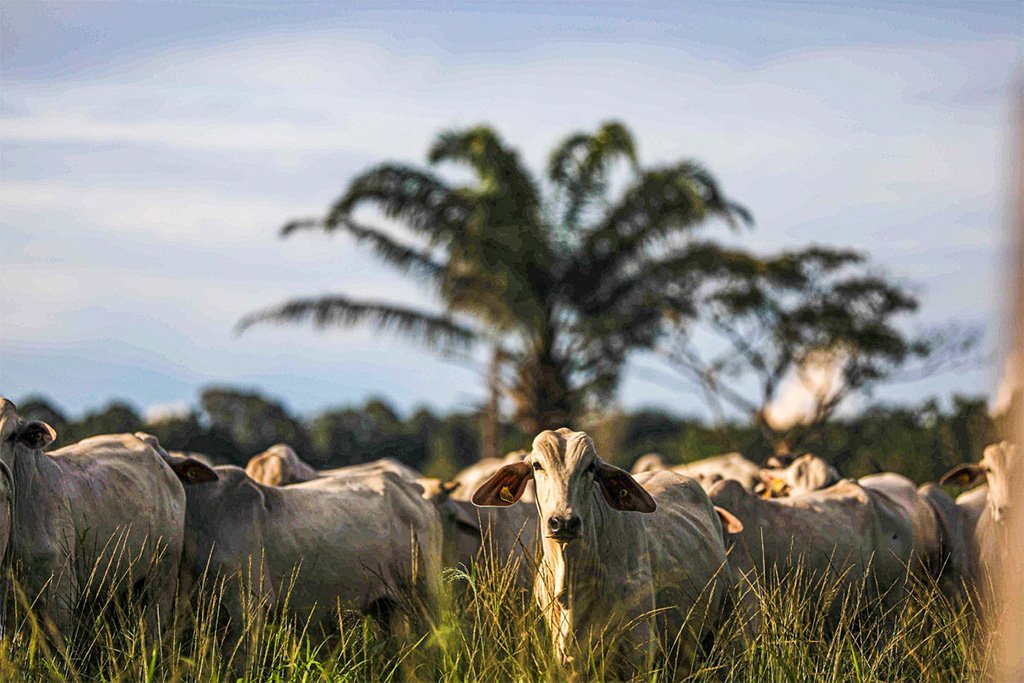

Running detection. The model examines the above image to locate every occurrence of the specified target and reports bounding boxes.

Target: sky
[0,1,1021,421]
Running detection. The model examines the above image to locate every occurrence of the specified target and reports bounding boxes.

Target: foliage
[656,245,950,453]
[240,122,749,432]
[14,387,999,486]
[200,387,310,458]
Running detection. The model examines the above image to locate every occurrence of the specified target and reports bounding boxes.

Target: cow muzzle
[546,514,581,543]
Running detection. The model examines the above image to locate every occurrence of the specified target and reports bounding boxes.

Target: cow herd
[0,396,1018,675]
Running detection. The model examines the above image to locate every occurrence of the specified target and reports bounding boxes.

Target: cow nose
[547,514,581,539]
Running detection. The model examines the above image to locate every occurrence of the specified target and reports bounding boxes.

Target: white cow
[757,453,841,497]
[473,429,740,674]
[0,459,12,576]
[940,442,1021,591]
[174,460,441,635]
[710,478,915,618]
[860,473,968,602]
[0,399,212,636]
[245,443,420,486]
[428,483,538,590]
[757,454,968,599]
[631,452,761,492]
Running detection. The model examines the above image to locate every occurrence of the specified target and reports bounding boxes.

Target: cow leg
[141,553,180,642]
[33,560,78,640]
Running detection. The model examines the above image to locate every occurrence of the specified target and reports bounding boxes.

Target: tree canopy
[656,246,936,452]
[240,122,750,432]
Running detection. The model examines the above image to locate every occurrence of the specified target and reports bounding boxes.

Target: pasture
[0,534,986,682]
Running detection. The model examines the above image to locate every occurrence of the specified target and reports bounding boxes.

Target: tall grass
[0,545,988,682]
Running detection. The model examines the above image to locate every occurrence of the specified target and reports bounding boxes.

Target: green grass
[0,548,988,682]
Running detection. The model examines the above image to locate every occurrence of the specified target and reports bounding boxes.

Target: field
[0,542,988,683]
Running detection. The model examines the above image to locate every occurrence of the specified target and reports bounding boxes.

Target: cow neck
[7,445,62,559]
[537,487,615,644]
[8,444,57,499]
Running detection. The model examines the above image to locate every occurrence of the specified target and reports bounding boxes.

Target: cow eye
[585,462,596,474]
[532,462,543,472]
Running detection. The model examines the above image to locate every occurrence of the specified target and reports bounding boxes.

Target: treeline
[14,386,1006,484]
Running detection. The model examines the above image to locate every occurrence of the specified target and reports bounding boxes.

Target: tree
[199,387,308,458]
[144,411,205,454]
[657,246,934,453]
[67,401,143,443]
[240,122,749,433]
[306,398,427,469]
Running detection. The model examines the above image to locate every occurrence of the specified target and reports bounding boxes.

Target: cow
[709,478,915,619]
[0,458,12,579]
[629,453,667,474]
[677,453,762,493]
[630,452,761,493]
[244,443,420,487]
[860,474,968,602]
[757,453,841,497]
[916,482,969,602]
[954,484,989,584]
[472,428,740,675]
[428,482,538,591]
[956,484,989,536]
[173,459,441,637]
[0,399,212,637]
[756,456,968,601]
[940,442,1021,592]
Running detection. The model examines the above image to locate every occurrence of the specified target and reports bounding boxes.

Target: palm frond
[548,121,639,229]
[280,214,446,282]
[327,164,469,241]
[280,217,323,236]
[427,126,541,215]
[580,162,752,275]
[236,296,478,350]
[341,219,447,281]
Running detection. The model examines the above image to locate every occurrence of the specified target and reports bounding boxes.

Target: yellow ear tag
[499,485,514,503]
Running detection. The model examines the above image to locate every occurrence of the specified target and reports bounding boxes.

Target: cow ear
[939,463,984,489]
[472,462,532,507]
[169,457,219,484]
[595,461,656,513]
[715,506,744,534]
[16,420,56,450]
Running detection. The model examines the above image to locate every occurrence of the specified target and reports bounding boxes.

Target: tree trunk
[512,329,575,434]
[480,345,503,459]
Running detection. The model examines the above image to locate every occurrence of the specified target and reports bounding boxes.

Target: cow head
[0,398,57,468]
[941,441,1020,523]
[629,452,667,475]
[245,444,311,486]
[472,428,655,544]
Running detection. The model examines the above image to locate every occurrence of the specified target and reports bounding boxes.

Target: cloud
[763,349,849,431]
[144,400,192,424]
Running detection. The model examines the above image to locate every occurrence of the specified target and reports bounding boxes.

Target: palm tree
[239,122,750,433]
